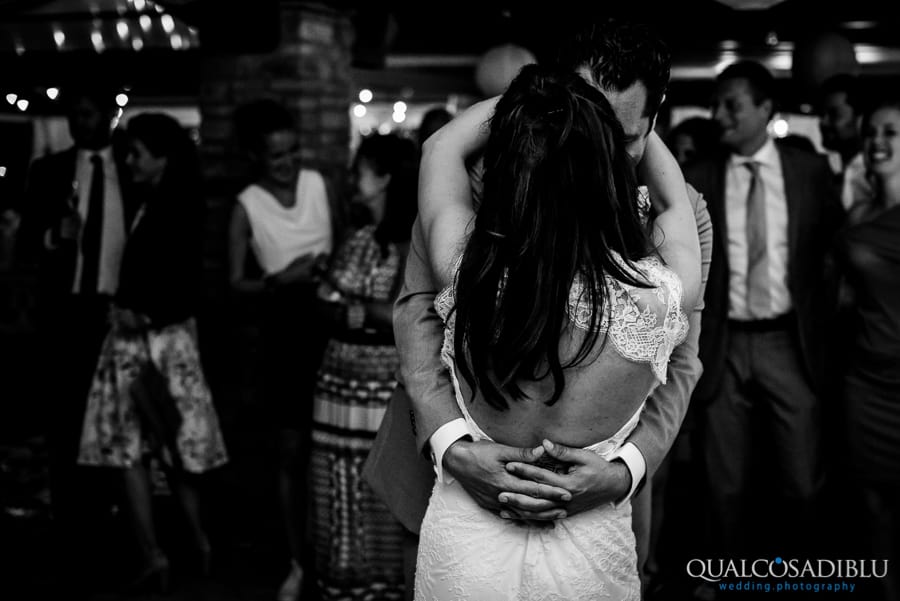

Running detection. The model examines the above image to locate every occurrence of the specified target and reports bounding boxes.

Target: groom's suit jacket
[363,186,713,534]
[682,141,843,404]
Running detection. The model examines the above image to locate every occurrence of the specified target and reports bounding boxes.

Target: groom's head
[554,18,671,162]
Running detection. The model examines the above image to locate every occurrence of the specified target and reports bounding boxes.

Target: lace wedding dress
[414,253,688,601]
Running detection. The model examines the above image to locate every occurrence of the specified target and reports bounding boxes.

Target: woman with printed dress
[309,133,418,601]
[413,65,701,600]
[78,113,227,593]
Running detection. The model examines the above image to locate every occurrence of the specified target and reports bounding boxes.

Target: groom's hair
[554,18,671,120]
[452,64,653,410]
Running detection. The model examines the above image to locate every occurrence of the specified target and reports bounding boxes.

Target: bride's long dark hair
[453,64,653,410]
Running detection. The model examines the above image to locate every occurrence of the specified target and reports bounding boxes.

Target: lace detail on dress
[435,252,689,385]
[415,466,641,601]
[567,254,688,383]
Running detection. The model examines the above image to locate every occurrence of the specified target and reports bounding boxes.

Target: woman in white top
[414,65,700,600]
[227,99,335,601]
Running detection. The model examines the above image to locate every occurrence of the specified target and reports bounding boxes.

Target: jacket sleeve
[626,185,713,479]
[393,217,462,454]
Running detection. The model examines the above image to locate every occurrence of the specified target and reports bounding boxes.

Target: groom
[363,17,713,592]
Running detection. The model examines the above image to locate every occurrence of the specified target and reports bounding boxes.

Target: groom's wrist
[429,418,471,483]
[441,437,475,482]
[609,442,645,507]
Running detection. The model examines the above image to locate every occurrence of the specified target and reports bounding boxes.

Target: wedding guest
[834,96,900,601]
[818,73,870,210]
[78,112,228,592]
[309,133,417,601]
[683,60,843,560]
[228,98,337,601]
[17,83,130,594]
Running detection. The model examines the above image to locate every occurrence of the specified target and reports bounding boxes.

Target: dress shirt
[71,147,126,295]
[841,153,873,211]
[725,138,792,320]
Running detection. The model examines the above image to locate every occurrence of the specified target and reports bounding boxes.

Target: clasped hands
[443,438,632,525]
[266,252,330,289]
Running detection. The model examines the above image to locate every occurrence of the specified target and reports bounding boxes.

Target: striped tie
[745,160,770,318]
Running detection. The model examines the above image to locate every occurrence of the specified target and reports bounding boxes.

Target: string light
[352,104,367,118]
[359,89,373,103]
[139,15,152,32]
[53,28,65,49]
[46,88,59,100]
[393,101,407,113]
[117,20,130,41]
[132,37,144,51]
[161,14,175,34]
[16,99,29,111]
[91,29,105,53]
[6,93,17,105]
[772,118,789,137]
[116,93,129,107]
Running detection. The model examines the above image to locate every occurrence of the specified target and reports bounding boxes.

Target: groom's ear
[649,92,667,134]
[649,112,660,136]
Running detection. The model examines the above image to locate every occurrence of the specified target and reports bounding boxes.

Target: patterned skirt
[310,335,405,601]
[77,319,228,474]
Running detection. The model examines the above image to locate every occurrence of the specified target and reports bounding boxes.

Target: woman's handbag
[130,361,183,470]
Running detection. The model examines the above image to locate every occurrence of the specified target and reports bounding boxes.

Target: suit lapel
[777,145,802,272]
[709,155,729,272]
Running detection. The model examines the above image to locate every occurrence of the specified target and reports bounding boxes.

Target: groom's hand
[505,440,631,519]
[443,439,571,521]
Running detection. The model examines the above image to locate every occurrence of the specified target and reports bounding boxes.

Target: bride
[413,64,701,600]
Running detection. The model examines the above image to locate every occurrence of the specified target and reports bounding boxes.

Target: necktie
[745,161,770,318]
[80,153,104,294]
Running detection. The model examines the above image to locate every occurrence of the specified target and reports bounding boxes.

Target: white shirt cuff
[609,442,646,508]
[429,418,471,483]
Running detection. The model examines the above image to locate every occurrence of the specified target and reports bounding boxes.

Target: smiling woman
[77,111,227,593]
[227,97,337,601]
[833,96,900,601]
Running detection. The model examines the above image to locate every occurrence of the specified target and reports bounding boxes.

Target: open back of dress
[415,252,688,601]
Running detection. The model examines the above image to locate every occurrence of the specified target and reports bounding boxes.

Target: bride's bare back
[436,254,688,450]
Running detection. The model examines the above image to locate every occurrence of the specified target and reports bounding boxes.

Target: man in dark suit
[18,84,132,595]
[683,61,843,561]
[364,19,713,597]
[817,73,868,210]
